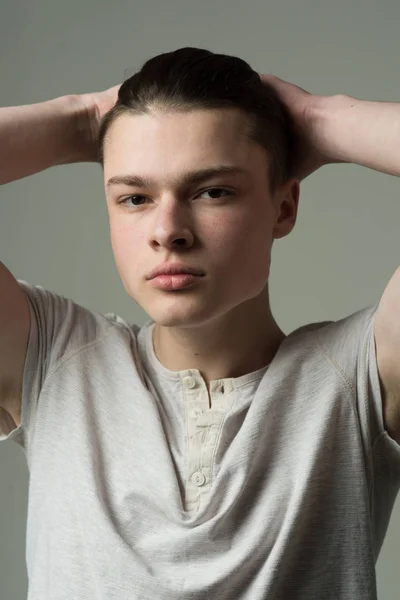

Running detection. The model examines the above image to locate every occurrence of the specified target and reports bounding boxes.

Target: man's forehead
[106,165,251,190]
[103,109,266,188]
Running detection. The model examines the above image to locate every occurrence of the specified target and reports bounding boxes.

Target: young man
[1,48,400,599]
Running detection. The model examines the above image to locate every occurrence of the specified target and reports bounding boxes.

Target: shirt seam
[42,323,115,387]
[25,326,114,459]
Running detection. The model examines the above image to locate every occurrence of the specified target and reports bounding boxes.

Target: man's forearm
[316,94,400,177]
[0,94,92,186]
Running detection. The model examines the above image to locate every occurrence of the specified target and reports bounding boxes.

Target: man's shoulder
[288,303,379,342]
[278,303,379,380]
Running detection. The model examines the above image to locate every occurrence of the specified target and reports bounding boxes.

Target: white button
[191,471,206,486]
[183,376,196,389]
[189,407,203,419]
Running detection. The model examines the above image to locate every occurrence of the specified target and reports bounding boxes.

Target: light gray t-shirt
[1,280,400,600]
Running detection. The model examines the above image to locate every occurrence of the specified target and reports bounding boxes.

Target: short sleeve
[314,302,400,466]
[315,301,400,557]
[356,303,400,468]
[359,304,400,554]
[0,280,107,448]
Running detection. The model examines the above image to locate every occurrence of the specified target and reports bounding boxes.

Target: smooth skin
[102,108,298,390]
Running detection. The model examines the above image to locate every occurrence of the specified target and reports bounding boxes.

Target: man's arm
[262,73,400,444]
[261,74,400,180]
[313,94,400,177]
[0,93,94,426]
[0,84,119,426]
[0,94,92,186]
[0,94,90,425]
[311,90,400,444]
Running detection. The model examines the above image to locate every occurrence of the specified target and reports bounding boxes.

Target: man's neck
[152,295,285,385]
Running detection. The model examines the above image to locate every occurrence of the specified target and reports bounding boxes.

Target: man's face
[103,108,298,328]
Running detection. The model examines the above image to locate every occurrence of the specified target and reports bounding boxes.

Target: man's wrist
[63,94,98,165]
[311,93,359,165]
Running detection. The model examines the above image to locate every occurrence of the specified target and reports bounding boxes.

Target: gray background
[1,0,400,597]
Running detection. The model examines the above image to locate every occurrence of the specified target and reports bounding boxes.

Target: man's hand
[262,74,400,180]
[79,84,121,162]
[261,74,338,181]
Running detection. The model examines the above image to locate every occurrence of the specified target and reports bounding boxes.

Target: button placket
[183,373,210,509]
[183,374,235,514]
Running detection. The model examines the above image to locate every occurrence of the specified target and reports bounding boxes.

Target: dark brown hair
[97,47,293,192]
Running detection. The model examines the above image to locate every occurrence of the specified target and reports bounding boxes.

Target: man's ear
[272,178,300,240]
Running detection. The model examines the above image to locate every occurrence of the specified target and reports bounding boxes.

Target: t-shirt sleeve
[316,301,400,464]
[0,279,107,448]
[315,301,400,556]
[357,302,400,554]
[355,303,400,470]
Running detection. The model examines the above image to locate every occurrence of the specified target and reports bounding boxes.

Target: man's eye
[197,188,232,199]
[118,188,232,209]
[119,195,147,208]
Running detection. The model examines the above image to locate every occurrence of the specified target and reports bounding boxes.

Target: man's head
[98,47,299,330]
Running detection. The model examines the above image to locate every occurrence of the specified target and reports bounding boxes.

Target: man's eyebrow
[106,165,248,189]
